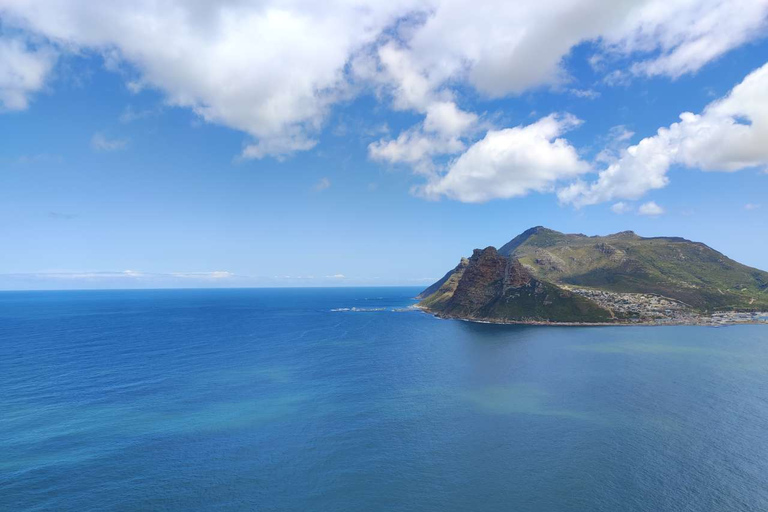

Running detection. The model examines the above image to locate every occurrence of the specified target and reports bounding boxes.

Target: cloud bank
[1,0,767,205]
[559,61,768,207]
[2,0,766,154]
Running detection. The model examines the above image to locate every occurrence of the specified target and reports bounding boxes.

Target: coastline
[414,304,768,327]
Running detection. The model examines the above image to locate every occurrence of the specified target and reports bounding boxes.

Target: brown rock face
[445,247,534,316]
[505,258,533,289]
[418,239,615,323]
[447,247,507,313]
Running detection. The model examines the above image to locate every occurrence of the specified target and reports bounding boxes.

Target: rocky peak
[470,246,500,259]
[500,228,545,256]
[418,225,768,321]
[448,247,507,311]
[504,258,533,288]
[610,230,638,238]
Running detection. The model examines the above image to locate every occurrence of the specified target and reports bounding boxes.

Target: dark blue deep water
[2,288,768,511]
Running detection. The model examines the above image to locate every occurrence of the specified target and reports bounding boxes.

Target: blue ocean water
[2,288,768,512]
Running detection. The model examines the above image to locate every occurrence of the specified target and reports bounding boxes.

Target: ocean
[2,287,768,511]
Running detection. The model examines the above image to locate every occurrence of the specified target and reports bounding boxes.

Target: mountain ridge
[418,227,768,325]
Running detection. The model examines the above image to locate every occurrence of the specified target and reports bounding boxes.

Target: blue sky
[1,1,767,290]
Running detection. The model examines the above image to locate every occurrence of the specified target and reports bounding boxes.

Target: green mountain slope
[419,227,768,323]
[499,227,768,311]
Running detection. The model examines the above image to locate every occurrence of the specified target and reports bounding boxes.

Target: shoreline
[415,305,768,327]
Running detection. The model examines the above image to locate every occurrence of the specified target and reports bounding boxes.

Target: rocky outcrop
[445,247,507,314]
[504,258,533,289]
[421,245,613,323]
[418,226,768,323]
[416,257,469,300]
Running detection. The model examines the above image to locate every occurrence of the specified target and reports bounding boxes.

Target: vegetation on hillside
[418,227,768,323]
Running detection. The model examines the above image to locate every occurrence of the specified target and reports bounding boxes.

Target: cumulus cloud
[368,99,479,176]
[420,114,589,202]
[371,41,440,112]
[0,0,764,162]
[611,202,632,214]
[424,101,478,137]
[368,123,469,175]
[0,1,409,158]
[560,61,768,207]
[91,132,129,152]
[602,0,768,78]
[638,201,665,216]
[0,37,55,110]
[366,42,480,174]
[745,203,761,210]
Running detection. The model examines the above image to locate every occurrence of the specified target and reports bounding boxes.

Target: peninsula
[417,227,768,325]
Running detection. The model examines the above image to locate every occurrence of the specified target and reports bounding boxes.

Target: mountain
[417,227,768,324]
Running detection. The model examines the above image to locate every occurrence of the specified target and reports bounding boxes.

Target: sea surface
[2,288,768,512]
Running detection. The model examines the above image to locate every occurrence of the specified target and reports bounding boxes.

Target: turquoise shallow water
[2,287,768,511]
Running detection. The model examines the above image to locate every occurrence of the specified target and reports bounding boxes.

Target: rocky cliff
[420,246,612,323]
[418,227,768,324]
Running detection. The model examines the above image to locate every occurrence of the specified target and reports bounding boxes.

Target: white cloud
[91,132,128,152]
[595,125,636,164]
[602,69,631,87]
[368,124,468,175]
[602,0,768,79]
[638,201,665,216]
[609,125,635,142]
[365,0,768,194]
[372,41,440,112]
[745,203,761,210]
[0,37,55,110]
[424,101,478,137]
[0,270,426,290]
[568,88,601,99]
[560,61,768,207]
[0,0,763,162]
[31,270,236,280]
[0,1,410,159]
[421,114,589,202]
[313,177,331,192]
[171,271,234,279]
[611,202,632,214]
[388,0,768,100]
[366,42,480,174]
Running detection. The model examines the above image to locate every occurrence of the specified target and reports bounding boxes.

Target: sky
[1,0,767,290]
